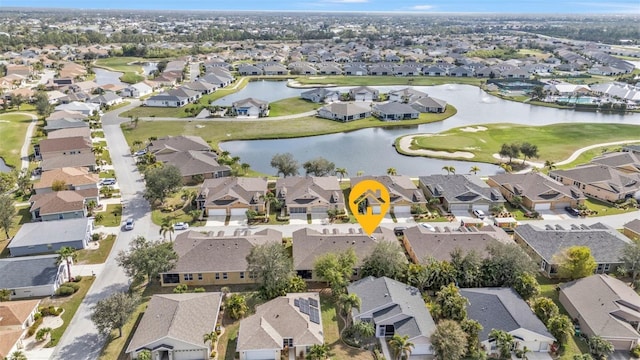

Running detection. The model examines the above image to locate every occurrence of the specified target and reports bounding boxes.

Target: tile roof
[34,167,98,190]
[0,299,41,327]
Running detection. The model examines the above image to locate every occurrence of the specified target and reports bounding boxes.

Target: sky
[3,0,640,14]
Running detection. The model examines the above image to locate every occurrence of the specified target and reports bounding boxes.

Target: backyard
[268,97,323,117]
[0,113,35,168]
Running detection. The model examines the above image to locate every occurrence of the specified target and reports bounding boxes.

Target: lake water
[0,158,12,173]
[220,81,640,177]
[141,62,158,75]
[94,68,125,86]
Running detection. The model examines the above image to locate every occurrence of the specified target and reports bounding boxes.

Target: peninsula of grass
[0,113,35,168]
[94,57,147,84]
[294,75,484,87]
[268,97,322,117]
[122,105,456,151]
[396,123,640,164]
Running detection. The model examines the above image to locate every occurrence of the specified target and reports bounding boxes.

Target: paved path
[14,112,38,171]
[139,110,317,122]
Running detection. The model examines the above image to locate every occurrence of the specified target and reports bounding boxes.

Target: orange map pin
[349,179,390,236]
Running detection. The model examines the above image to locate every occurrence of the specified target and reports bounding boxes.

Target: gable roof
[232,97,268,108]
[43,118,89,132]
[198,177,268,208]
[39,136,91,154]
[0,255,62,289]
[29,189,95,215]
[237,293,323,351]
[514,223,631,264]
[126,293,222,354]
[624,219,640,237]
[41,152,96,171]
[410,96,448,109]
[292,227,396,270]
[352,175,425,205]
[420,174,504,205]
[590,152,640,172]
[46,110,87,121]
[156,150,229,177]
[489,172,585,202]
[170,229,282,273]
[148,135,211,154]
[560,275,640,341]
[35,167,98,190]
[46,127,92,140]
[348,276,436,340]
[319,102,370,117]
[0,299,41,327]
[276,176,343,208]
[551,165,640,195]
[10,218,91,249]
[460,288,554,341]
[372,102,419,115]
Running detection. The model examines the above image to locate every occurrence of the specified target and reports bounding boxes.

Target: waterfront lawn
[122,106,455,151]
[406,123,640,164]
[295,75,484,87]
[94,57,147,84]
[0,113,34,168]
[268,97,322,117]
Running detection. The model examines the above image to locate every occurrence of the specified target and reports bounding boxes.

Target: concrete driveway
[206,216,226,226]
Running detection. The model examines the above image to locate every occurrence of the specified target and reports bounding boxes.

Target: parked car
[472,209,486,219]
[421,223,436,232]
[100,178,116,186]
[173,222,189,230]
[393,226,407,236]
[565,206,580,217]
[133,149,147,156]
[124,218,135,231]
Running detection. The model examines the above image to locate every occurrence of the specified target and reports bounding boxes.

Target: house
[148,135,211,154]
[182,80,216,95]
[34,167,99,194]
[349,86,379,101]
[623,219,640,240]
[35,136,92,161]
[448,66,473,77]
[160,229,281,286]
[45,126,92,141]
[347,276,435,355]
[546,83,591,96]
[292,227,396,281]
[351,175,425,216]
[237,293,323,360]
[549,165,640,202]
[88,91,123,107]
[487,173,585,211]
[514,223,631,277]
[344,64,369,76]
[262,64,288,75]
[560,275,640,350]
[371,102,419,121]
[300,88,341,103]
[58,92,90,104]
[410,96,448,113]
[388,88,428,103]
[9,218,93,257]
[402,225,513,264]
[47,109,87,121]
[419,174,505,212]
[461,288,555,354]
[590,151,640,174]
[144,92,188,108]
[121,82,153,98]
[125,292,222,360]
[0,299,41,359]
[275,176,344,219]
[155,151,231,184]
[0,255,68,299]
[423,66,447,76]
[196,177,268,217]
[43,118,89,134]
[237,64,263,76]
[317,102,371,122]
[231,98,269,117]
[41,153,97,172]
[54,101,100,116]
[168,87,200,104]
[29,189,97,221]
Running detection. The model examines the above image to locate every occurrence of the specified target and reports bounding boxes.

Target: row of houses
[143,67,235,108]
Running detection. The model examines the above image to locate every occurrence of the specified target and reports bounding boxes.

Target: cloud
[411,4,434,10]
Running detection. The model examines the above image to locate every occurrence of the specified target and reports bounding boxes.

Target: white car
[124,218,135,231]
[421,223,436,232]
[173,222,189,230]
[473,209,486,219]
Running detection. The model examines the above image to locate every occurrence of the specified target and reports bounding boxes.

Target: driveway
[206,216,226,226]
[538,209,567,221]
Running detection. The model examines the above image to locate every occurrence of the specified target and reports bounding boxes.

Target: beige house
[29,189,97,221]
[487,173,585,211]
[276,176,344,220]
[550,165,640,202]
[623,219,640,240]
[352,175,426,216]
[35,136,92,161]
[160,229,282,287]
[155,151,231,184]
[0,300,41,359]
[197,177,268,217]
[34,167,99,194]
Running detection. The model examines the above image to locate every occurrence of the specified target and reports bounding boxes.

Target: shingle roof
[348,276,435,340]
[0,255,62,288]
[43,118,89,132]
[372,102,419,115]
[514,223,631,263]
[148,135,211,154]
[276,176,343,209]
[156,150,230,177]
[410,96,448,109]
[319,102,370,117]
[34,167,98,190]
[126,293,222,354]
[232,97,268,108]
[0,299,41,327]
[29,189,96,215]
[489,172,585,202]
[591,152,640,171]
[236,293,323,351]
[199,177,268,208]
[624,219,640,236]
[10,218,90,249]
[41,153,96,171]
[460,288,555,341]
[352,175,425,205]
[46,127,91,140]
[551,165,640,195]
[39,136,91,154]
[420,174,504,205]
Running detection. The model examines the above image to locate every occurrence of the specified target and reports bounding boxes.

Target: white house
[121,82,153,98]
[0,255,68,299]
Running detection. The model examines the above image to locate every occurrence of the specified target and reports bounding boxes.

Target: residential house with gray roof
[550,164,640,202]
[317,102,371,122]
[237,64,263,76]
[41,152,96,172]
[88,91,123,107]
[143,92,188,108]
[461,288,555,354]
[487,173,585,211]
[292,227,396,281]
[232,98,269,117]
[347,276,436,355]
[623,219,640,240]
[182,80,216,95]
[121,82,153,98]
[514,223,631,277]
[590,151,640,173]
[43,118,88,134]
[125,292,222,360]
[275,176,344,220]
[9,218,92,257]
[301,88,340,103]
[349,86,379,101]
[560,275,640,350]
[352,175,425,216]
[155,150,230,184]
[160,229,281,286]
[148,135,211,155]
[0,255,68,299]
[388,87,428,103]
[372,102,419,121]
[197,177,268,217]
[410,96,448,113]
[237,293,323,360]
[419,174,504,213]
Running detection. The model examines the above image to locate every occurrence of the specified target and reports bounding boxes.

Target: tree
[499,143,520,164]
[307,344,330,360]
[0,288,11,301]
[225,293,249,320]
[432,283,468,321]
[270,153,299,177]
[116,236,178,284]
[423,258,457,291]
[531,85,545,100]
[137,350,152,360]
[547,314,573,346]
[450,249,482,288]
[0,171,16,193]
[260,191,279,218]
[351,320,375,342]
[11,94,24,110]
[0,194,16,239]
[544,160,556,172]
[500,163,513,173]
[91,292,139,338]
[335,167,347,182]
[387,167,397,176]
[338,293,361,326]
[588,335,613,359]
[56,246,77,281]
[553,246,597,280]
[51,179,67,191]
[143,165,183,206]
[35,326,52,341]
[246,242,294,299]
[360,241,408,280]
[431,320,468,360]
[388,334,414,360]
[460,318,483,358]
[132,139,143,150]
[8,351,28,360]
[314,248,357,296]
[159,222,175,241]
[15,170,31,195]
[489,329,514,359]
[531,297,559,325]
[302,157,335,176]
[442,165,456,175]
[469,165,481,175]
[520,142,539,164]
[513,272,540,301]
[35,91,53,117]
[619,241,640,280]
[480,242,535,287]
[241,162,251,175]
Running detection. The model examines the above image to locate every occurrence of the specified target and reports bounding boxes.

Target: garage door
[472,204,490,212]
[311,206,328,214]
[393,206,411,214]
[245,349,277,360]
[412,344,432,355]
[230,208,247,216]
[553,202,570,210]
[534,202,551,211]
[449,203,470,211]
[208,209,225,216]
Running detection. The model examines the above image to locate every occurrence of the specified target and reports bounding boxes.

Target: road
[189,62,200,82]
[14,112,38,171]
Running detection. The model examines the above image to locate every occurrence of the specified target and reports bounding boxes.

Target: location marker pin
[349,179,390,236]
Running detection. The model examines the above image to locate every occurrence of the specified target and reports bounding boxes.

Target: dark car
[564,206,580,216]
[394,226,407,236]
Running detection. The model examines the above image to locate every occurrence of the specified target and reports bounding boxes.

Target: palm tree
[500,163,513,173]
[356,170,364,176]
[388,334,414,360]
[352,320,375,342]
[338,293,361,326]
[260,191,278,218]
[544,160,556,173]
[203,330,218,347]
[86,200,98,216]
[159,222,175,241]
[442,165,456,175]
[8,351,28,360]
[489,329,514,359]
[92,144,105,157]
[241,163,250,175]
[306,344,330,360]
[56,246,77,281]
[386,167,397,176]
[469,165,481,175]
[132,140,143,150]
[335,167,347,182]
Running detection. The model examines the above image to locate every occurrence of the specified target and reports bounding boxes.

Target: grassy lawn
[95,204,123,227]
[43,277,95,347]
[218,321,239,360]
[149,189,205,227]
[405,123,640,164]
[92,131,105,139]
[584,198,638,217]
[269,97,322,117]
[0,206,31,257]
[320,292,372,360]
[76,235,116,264]
[94,57,146,84]
[295,75,484,87]
[122,106,455,152]
[99,170,116,179]
[518,49,551,60]
[0,113,34,168]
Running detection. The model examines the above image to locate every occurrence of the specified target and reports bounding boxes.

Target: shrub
[194,287,205,293]
[92,233,101,241]
[56,286,75,296]
[63,282,80,291]
[33,312,42,321]
[632,346,640,358]
[73,275,83,282]
[27,317,43,337]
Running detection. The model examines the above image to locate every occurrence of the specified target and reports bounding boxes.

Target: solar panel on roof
[309,297,319,308]
[309,307,320,324]
[299,298,310,315]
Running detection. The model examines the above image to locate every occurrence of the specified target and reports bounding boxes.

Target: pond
[211,80,306,106]
[93,68,126,86]
[0,158,12,173]
[141,62,158,76]
[221,82,640,176]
